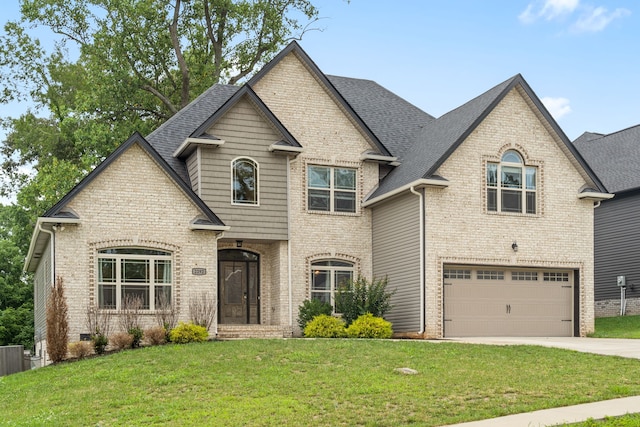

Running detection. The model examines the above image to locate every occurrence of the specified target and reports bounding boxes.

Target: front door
[218,250,260,324]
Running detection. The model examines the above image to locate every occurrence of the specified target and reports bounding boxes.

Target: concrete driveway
[446,337,640,359]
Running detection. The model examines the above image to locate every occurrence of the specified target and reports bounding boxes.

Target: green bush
[303,315,347,338]
[91,333,109,355]
[129,326,144,348]
[346,313,393,339]
[169,322,209,344]
[297,299,333,333]
[335,276,395,326]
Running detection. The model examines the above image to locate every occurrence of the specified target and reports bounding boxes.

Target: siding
[199,97,288,240]
[594,192,640,302]
[372,192,422,332]
[186,151,200,195]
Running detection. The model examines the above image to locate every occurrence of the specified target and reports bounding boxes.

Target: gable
[250,48,389,158]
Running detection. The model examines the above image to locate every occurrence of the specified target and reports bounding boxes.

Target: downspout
[409,186,425,335]
[38,224,55,364]
[287,156,293,331]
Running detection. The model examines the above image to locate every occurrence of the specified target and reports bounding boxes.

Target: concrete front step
[215,325,292,339]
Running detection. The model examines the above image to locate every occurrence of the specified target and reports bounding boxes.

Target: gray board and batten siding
[593,191,640,302]
[372,191,422,332]
[198,97,289,241]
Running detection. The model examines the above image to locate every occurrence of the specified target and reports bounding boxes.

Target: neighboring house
[25,42,609,362]
[574,126,640,317]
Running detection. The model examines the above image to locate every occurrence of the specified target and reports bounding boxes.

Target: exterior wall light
[236,240,243,248]
[511,242,518,252]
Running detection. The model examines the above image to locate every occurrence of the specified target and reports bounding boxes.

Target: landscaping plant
[335,276,394,326]
[346,313,393,338]
[303,314,347,338]
[46,276,69,363]
[169,322,209,344]
[297,299,332,332]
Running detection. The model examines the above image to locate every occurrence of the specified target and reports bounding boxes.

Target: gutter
[362,178,449,208]
[409,185,426,335]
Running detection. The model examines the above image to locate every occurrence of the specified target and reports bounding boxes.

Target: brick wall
[54,143,219,341]
[423,88,596,338]
[253,52,378,334]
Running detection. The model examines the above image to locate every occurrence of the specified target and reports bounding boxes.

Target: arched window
[310,260,354,310]
[487,150,537,214]
[232,158,258,205]
[97,248,172,310]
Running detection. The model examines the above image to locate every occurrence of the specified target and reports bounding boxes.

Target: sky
[0,0,638,144]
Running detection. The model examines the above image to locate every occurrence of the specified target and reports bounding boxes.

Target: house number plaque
[192,268,207,276]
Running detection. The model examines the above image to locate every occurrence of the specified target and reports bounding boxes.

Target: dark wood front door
[218,250,260,324]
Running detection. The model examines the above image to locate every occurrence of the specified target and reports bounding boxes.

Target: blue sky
[1,0,637,143]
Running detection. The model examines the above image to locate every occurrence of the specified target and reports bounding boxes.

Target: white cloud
[571,7,631,32]
[519,0,580,23]
[541,97,572,119]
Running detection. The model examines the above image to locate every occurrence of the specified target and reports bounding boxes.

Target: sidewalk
[445,396,640,426]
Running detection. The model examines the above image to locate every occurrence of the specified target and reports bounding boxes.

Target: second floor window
[487,150,537,214]
[232,158,258,205]
[308,165,356,213]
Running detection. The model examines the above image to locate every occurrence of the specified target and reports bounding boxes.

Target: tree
[46,276,69,363]
[0,0,326,351]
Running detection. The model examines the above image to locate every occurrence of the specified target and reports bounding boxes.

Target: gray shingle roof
[146,84,240,184]
[327,75,435,159]
[371,75,519,198]
[574,125,640,193]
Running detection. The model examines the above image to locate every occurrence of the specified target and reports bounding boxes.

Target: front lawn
[590,315,640,339]
[2,339,640,426]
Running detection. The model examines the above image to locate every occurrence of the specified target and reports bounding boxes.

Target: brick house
[25,42,609,361]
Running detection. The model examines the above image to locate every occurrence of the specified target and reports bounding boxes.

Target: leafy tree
[335,276,395,326]
[0,0,327,350]
[0,305,34,347]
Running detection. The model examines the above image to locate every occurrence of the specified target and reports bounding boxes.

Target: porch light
[236,240,243,248]
[511,242,518,252]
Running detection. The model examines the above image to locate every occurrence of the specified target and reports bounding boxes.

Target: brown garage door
[443,266,573,337]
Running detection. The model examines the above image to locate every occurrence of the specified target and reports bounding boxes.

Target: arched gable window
[487,150,537,214]
[97,248,172,310]
[310,259,354,310]
[232,158,258,205]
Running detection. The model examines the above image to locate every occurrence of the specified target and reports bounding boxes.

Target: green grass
[2,340,640,426]
[590,315,640,338]
[559,414,640,426]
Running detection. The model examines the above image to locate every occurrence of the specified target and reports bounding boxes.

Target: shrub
[346,313,393,339]
[129,327,144,348]
[298,299,333,333]
[91,333,109,355]
[46,277,69,363]
[335,276,395,326]
[110,332,134,350]
[68,341,93,359]
[144,326,167,346]
[169,322,209,344]
[303,315,347,338]
[189,292,217,330]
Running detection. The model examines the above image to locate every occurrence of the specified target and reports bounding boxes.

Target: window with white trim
[232,158,258,205]
[310,260,354,309]
[307,165,356,213]
[487,150,537,214]
[97,248,172,310]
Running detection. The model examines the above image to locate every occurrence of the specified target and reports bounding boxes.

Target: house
[574,126,640,317]
[25,42,609,362]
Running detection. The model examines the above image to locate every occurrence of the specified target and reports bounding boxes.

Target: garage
[443,265,574,337]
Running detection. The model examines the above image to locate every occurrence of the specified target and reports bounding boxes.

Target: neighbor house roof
[368,74,607,201]
[574,125,640,193]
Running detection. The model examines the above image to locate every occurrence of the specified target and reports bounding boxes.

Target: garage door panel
[444,266,573,337]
